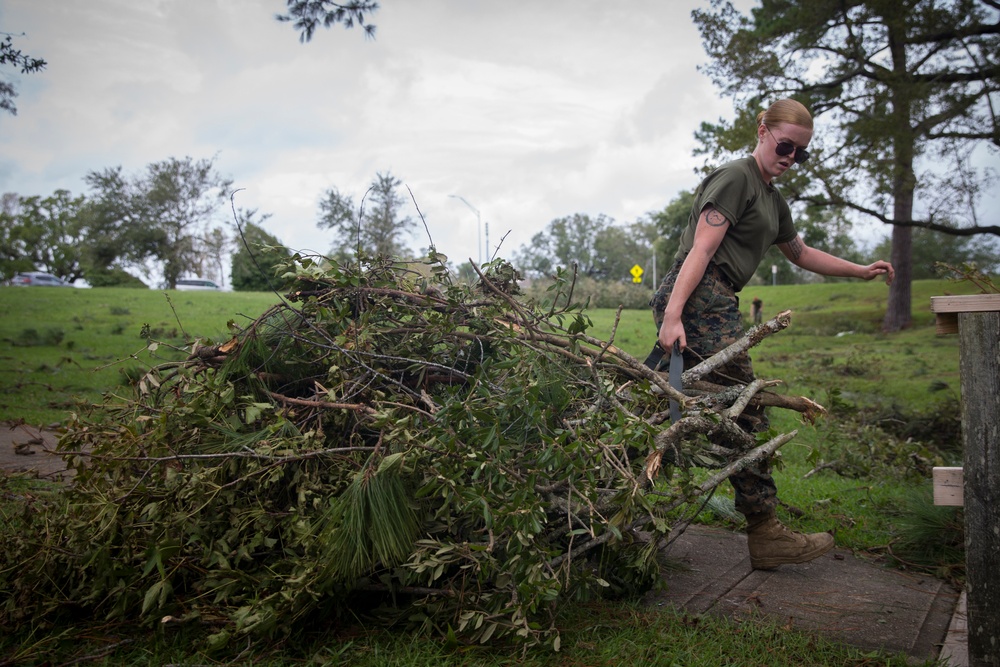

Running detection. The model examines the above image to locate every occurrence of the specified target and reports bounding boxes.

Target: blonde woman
[651,99,893,569]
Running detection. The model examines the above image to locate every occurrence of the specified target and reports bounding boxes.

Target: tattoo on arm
[704,206,729,228]
[786,236,804,261]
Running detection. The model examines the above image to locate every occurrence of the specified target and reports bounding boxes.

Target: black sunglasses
[764,125,809,164]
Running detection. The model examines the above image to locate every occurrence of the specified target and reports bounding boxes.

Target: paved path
[0,422,74,481]
[648,524,966,665]
[1,423,967,665]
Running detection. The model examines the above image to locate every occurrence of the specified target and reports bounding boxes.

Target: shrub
[889,487,964,583]
[8,327,65,347]
[84,267,148,289]
[522,273,654,311]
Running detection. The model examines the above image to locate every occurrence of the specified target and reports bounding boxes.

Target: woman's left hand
[861,260,894,285]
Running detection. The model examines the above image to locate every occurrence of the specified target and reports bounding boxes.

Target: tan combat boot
[746,514,835,570]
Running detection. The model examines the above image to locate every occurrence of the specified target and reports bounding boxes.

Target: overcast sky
[1,0,907,278]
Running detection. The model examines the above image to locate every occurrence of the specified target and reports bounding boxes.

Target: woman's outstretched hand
[861,260,894,285]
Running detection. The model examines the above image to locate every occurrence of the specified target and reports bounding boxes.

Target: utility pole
[449,195,482,265]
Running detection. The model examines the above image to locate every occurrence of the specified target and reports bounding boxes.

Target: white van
[175,278,221,291]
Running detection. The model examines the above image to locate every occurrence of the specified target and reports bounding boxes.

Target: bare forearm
[794,246,867,278]
[659,205,733,350]
[780,236,894,283]
[665,253,710,319]
[658,250,712,350]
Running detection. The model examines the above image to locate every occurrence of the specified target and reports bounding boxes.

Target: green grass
[0,601,926,666]
[0,287,277,426]
[1,279,975,427]
[0,279,974,666]
[588,278,974,413]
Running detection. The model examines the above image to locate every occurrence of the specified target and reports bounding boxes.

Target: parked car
[7,271,72,287]
[175,278,221,291]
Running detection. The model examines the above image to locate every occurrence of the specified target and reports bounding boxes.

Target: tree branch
[684,311,793,384]
[794,194,1000,237]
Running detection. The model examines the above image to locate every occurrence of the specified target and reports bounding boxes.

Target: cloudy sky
[3,0,875,276]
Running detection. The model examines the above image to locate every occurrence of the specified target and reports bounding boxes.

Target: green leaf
[141,580,164,615]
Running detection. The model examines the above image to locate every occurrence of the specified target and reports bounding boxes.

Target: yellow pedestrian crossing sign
[630,264,643,284]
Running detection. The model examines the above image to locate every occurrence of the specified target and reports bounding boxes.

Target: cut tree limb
[684,310,792,384]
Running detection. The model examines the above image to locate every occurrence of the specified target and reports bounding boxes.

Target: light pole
[449,194,481,265]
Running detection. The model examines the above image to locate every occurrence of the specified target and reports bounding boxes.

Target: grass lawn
[0,287,278,426]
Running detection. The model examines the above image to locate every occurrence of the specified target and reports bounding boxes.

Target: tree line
[0,165,425,290]
[0,156,294,290]
[2,155,997,294]
[516,195,997,292]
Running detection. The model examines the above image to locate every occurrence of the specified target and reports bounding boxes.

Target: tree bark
[883,223,913,332]
[881,16,917,333]
[958,310,1000,667]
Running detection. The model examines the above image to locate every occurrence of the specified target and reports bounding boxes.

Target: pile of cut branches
[0,252,820,651]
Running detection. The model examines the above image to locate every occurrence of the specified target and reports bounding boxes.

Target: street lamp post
[449,194,482,265]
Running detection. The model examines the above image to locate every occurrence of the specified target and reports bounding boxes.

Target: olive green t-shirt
[674,157,797,291]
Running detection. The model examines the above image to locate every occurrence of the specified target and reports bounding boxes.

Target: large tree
[231,213,292,292]
[515,213,610,279]
[81,167,156,281]
[514,213,658,283]
[1,32,46,116]
[6,190,90,282]
[692,0,1000,331]
[0,188,151,287]
[317,171,416,261]
[85,156,233,288]
[0,193,32,279]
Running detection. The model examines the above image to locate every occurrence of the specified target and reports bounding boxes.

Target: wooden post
[931,294,1000,667]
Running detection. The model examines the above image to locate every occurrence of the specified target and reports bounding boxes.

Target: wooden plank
[930,294,1000,314]
[932,467,964,506]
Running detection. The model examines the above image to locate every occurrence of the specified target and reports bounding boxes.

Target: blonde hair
[757,99,813,130]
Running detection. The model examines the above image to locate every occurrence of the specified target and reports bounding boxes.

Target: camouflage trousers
[650,261,777,518]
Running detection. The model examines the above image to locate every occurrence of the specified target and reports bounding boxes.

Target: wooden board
[930,294,1000,313]
[932,466,964,506]
[930,294,1000,334]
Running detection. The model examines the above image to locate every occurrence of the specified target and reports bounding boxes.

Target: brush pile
[0,252,820,650]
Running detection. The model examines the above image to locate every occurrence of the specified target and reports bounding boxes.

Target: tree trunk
[883,223,913,331]
[882,22,916,333]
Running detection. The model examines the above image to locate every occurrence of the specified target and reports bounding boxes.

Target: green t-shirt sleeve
[774,196,796,245]
[695,165,753,226]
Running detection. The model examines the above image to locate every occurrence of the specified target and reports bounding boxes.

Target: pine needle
[318,452,419,583]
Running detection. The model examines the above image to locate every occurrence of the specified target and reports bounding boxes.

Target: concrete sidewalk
[2,423,967,664]
[0,422,74,481]
[648,523,966,665]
